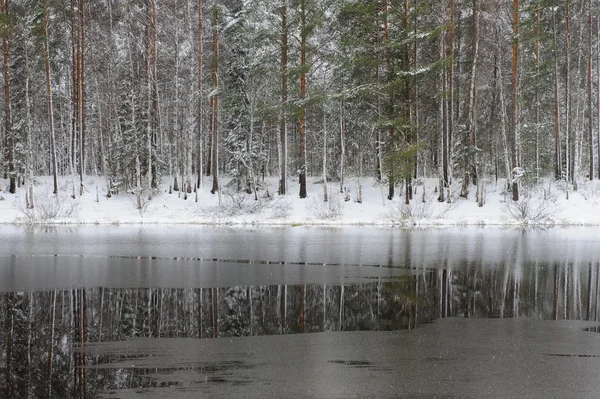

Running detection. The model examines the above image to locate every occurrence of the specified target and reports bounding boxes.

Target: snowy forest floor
[1,174,600,226]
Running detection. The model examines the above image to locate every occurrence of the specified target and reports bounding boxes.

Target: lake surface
[2,226,600,398]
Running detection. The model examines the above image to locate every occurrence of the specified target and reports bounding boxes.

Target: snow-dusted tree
[222,0,272,196]
[1,0,15,194]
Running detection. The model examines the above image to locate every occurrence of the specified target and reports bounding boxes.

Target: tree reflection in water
[1,259,599,397]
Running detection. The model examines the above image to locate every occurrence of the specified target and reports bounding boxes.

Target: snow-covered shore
[1,175,599,226]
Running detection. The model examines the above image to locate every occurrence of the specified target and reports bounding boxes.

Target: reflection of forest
[1,260,599,397]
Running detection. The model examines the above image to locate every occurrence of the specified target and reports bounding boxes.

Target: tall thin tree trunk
[404,0,412,204]
[197,0,203,188]
[463,0,479,199]
[96,78,111,198]
[535,2,540,182]
[279,0,288,195]
[174,26,181,191]
[151,0,158,190]
[588,0,594,180]
[185,0,194,193]
[322,99,327,200]
[298,0,307,199]
[339,100,345,192]
[497,33,512,188]
[24,47,34,209]
[413,0,419,179]
[572,0,586,191]
[510,0,520,201]
[43,0,58,195]
[553,3,562,180]
[146,21,153,199]
[383,0,394,200]
[448,0,454,186]
[597,17,600,180]
[210,6,219,194]
[1,0,15,194]
[128,36,143,210]
[439,1,449,201]
[565,0,571,183]
[78,0,85,195]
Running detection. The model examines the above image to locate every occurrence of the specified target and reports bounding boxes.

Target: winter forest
[1,0,599,222]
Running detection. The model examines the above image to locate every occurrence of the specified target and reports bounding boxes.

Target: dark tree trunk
[279,0,288,195]
[1,0,15,194]
[298,0,307,198]
[210,7,219,194]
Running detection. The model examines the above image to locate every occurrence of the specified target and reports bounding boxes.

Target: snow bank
[0,175,598,226]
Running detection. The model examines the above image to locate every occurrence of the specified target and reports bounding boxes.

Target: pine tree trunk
[565,0,571,184]
[322,100,327,199]
[572,0,586,191]
[1,0,14,194]
[535,3,540,181]
[298,0,307,199]
[597,17,600,180]
[448,0,454,185]
[44,0,58,195]
[510,0,520,201]
[497,33,512,190]
[197,0,204,189]
[468,0,479,185]
[146,21,153,199]
[439,4,449,202]
[96,78,111,198]
[339,100,345,193]
[210,7,219,194]
[24,47,35,209]
[151,0,158,189]
[279,0,288,195]
[383,0,394,200]
[185,0,194,193]
[553,5,562,180]
[404,0,412,204]
[78,0,85,196]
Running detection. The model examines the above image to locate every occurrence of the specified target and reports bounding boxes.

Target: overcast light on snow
[1,175,600,226]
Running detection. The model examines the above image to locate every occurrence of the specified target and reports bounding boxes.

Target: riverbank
[0,175,598,226]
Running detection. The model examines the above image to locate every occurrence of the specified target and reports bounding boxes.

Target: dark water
[2,226,600,398]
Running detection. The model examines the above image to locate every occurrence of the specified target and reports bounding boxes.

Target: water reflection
[2,255,600,397]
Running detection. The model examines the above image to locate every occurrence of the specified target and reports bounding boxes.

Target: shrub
[269,198,293,219]
[20,189,79,223]
[387,199,432,223]
[502,191,560,224]
[202,190,272,218]
[306,189,344,220]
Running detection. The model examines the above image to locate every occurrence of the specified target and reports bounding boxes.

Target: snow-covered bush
[130,193,151,216]
[225,190,270,214]
[502,191,560,224]
[20,189,79,223]
[387,198,432,223]
[203,190,272,218]
[306,190,344,220]
[269,198,293,219]
[580,180,600,202]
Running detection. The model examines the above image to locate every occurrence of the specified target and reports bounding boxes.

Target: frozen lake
[2,226,600,398]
